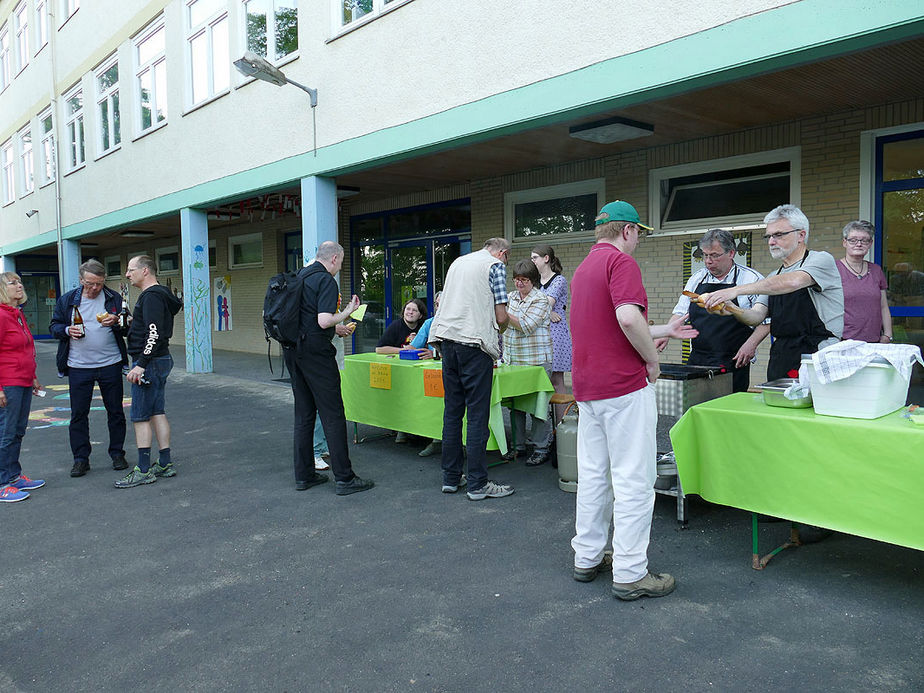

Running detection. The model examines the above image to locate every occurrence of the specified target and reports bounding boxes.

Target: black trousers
[283,337,355,483]
[68,362,126,463]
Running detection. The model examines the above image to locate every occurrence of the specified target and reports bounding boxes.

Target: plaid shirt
[502,287,552,366]
[489,263,508,304]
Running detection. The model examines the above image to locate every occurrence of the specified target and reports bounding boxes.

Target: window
[105,255,121,279]
[244,0,297,61]
[0,25,9,90]
[95,57,120,154]
[336,0,410,33]
[17,125,33,195]
[38,107,55,185]
[13,1,28,72]
[209,239,217,268]
[504,179,605,241]
[648,148,801,234]
[156,246,180,274]
[63,86,85,170]
[228,232,262,268]
[1,140,14,205]
[187,0,229,105]
[35,0,49,50]
[63,0,79,21]
[134,17,167,134]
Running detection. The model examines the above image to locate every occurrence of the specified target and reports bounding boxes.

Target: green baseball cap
[594,200,653,232]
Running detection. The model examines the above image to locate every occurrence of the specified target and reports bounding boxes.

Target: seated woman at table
[502,260,553,466]
[375,298,431,357]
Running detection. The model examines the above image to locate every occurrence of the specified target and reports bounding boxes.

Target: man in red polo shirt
[569,201,697,601]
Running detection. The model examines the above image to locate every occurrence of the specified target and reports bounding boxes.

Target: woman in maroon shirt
[836,221,893,343]
[0,272,45,503]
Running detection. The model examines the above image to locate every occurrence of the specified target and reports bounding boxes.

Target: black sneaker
[70,460,90,477]
[111,455,129,471]
[295,474,329,491]
[335,476,374,496]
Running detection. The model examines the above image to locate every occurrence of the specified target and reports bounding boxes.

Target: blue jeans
[68,362,126,463]
[129,355,173,422]
[313,417,328,457]
[0,385,33,486]
[439,341,493,492]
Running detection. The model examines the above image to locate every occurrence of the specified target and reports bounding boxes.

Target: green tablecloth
[670,392,924,551]
[342,353,554,454]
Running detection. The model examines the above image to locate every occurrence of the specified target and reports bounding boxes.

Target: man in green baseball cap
[594,200,653,233]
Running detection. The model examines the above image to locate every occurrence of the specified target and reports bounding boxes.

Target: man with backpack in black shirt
[284,241,373,495]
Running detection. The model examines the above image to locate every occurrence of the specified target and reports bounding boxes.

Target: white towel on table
[809,340,923,385]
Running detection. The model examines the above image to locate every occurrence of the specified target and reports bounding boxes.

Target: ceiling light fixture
[569,116,654,144]
[119,230,155,238]
[25,209,39,218]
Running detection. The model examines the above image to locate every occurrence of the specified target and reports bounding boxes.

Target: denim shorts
[129,354,173,422]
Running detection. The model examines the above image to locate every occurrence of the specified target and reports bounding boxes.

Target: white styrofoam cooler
[800,358,911,419]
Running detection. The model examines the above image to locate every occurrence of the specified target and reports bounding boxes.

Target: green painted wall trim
[6,0,923,253]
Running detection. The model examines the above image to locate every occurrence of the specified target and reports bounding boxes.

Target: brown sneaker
[611,572,676,601]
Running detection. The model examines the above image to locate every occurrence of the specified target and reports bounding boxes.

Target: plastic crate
[801,358,911,419]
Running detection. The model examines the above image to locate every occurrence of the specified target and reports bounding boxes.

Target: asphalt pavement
[1,342,922,692]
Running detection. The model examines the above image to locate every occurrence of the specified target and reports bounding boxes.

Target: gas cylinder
[556,402,579,492]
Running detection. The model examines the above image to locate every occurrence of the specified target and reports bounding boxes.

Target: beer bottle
[118,304,131,329]
[72,306,86,338]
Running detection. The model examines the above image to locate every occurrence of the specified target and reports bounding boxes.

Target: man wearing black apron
[669,229,770,392]
[701,205,844,381]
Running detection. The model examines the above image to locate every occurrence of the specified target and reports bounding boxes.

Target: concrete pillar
[300,175,338,265]
[180,208,213,373]
[0,255,15,273]
[60,239,81,292]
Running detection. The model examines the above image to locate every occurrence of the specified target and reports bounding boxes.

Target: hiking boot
[151,462,177,478]
[0,485,30,503]
[418,441,441,458]
[466,480,514,501]
[611,572,676,601]
[10,474,45,490]
[441,474,467,494]
[111,454,129,471]
[336,476,374,496]
[573,553,613,583]
[314,456,330,471]
[71,460,90,477]
[296,474,329,491]
[114,466,157,489]
[525,451,548,467]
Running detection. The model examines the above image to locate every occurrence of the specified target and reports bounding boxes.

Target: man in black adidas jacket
[115,255,183,489]
[286,240,373,496]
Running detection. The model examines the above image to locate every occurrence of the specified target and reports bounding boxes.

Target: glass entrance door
[20,272,59,339]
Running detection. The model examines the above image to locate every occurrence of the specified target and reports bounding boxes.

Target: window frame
[133,15,168,137]
[38,106,55,186]
[35,0,49,52]
[647,147,802,236]
[62,84,86,173]
[63,0,80,22]
[186,0,230,108]
[104,255,122,280]
[0,24,10,91]
[94,55,121,157]
[17,124,33,196]
[13,1,28,74]
[1,139,14,205]
[242,0,299,63]
[331,0,414,37]
[228,232,263,269]
[156,245,181,276]
[208,238,217,269]
[503,178,605,245]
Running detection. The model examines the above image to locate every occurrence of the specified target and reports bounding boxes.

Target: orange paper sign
[423,369,444,397]
[369,363,392,389]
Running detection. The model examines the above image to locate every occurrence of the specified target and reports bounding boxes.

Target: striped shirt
[502,287,552,366]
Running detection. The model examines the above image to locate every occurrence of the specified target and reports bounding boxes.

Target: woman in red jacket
[0,272,45,503]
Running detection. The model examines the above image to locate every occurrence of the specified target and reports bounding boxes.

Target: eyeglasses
[763,229,799,241]
[82,280,105,288]
[5,280,22,286]
[513,277,531,284]
[126,267,140,273]
[844,237,872,246]
[702,252,729,261]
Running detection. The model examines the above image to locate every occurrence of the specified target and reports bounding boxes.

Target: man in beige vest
[429,238,513,500]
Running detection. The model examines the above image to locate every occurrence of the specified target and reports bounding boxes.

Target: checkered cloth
[808,340,923,385]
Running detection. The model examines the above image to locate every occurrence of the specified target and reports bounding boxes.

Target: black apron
[687,266,755,393]
[766,252,836,381]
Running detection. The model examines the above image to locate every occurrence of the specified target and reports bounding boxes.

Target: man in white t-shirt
[49,259,129,477]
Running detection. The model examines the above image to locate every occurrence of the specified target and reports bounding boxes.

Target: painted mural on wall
[184,244,213,372]
[214,276,232,331]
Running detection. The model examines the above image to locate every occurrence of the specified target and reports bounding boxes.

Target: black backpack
[263,269,305,351]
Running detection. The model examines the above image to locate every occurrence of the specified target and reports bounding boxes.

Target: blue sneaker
[11,474,45,490]
[0,485,30,502]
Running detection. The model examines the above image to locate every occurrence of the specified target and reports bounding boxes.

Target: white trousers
[571,385,657,583]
